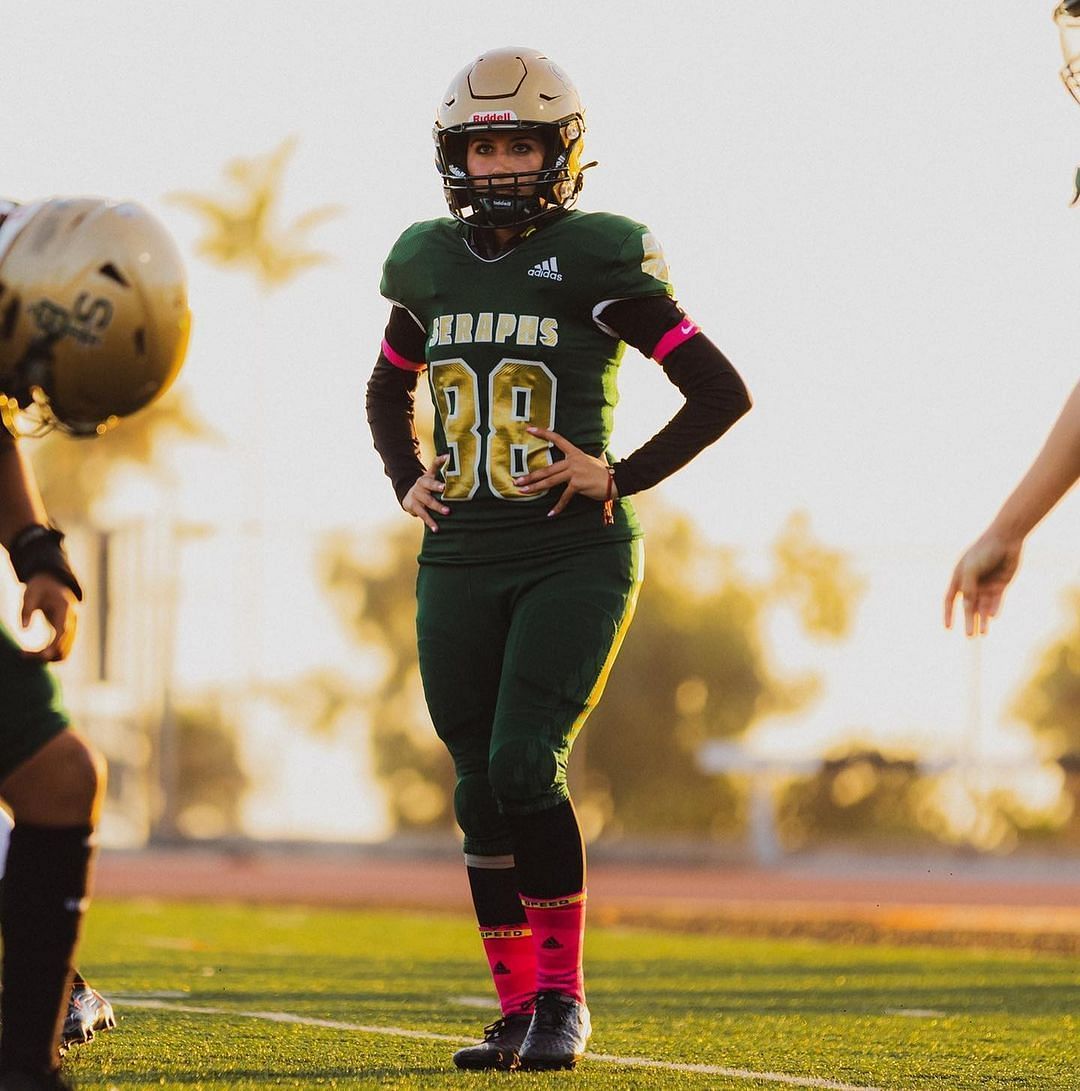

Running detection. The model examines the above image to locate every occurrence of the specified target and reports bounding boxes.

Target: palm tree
[169,137,342,290]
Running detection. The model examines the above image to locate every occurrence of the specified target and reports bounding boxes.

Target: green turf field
[61,900,1077,1090]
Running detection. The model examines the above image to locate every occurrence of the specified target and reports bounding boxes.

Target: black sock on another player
[0,823,93,1074]
[504,799,585,899]
[2,878,89,992]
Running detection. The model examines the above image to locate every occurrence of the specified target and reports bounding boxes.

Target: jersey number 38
[430,357,556,501]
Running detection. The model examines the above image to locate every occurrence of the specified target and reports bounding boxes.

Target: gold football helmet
[0,197,191,437]
[1057,1,1080,103]
[434,47,590,228]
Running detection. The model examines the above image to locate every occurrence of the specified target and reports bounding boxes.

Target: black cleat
[452,1012,532,1071]
[61,980,116,1050]
[0,1071,73,1091]
[518,990,591,1070]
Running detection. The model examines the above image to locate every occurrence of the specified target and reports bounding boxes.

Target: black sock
[0,877,80,987]
[1,824,93,1074]
[467,863,528,926]
[504,799,585,899]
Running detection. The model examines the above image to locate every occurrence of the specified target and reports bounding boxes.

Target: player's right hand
[402,454,451,532]
[20,572,78,662]
[943,530,1023,637]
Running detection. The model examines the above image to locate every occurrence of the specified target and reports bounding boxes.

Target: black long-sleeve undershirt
[365,306,427,504]
[365,294,751,506]
[597,296,751,496]
[365,359,426,506]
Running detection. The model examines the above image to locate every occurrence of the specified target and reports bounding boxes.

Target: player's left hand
[943,530,1022,637]
[20,573,78,661]
[514,425,615,517]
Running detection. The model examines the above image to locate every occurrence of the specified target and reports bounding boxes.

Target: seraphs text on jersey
[428,312,559,348]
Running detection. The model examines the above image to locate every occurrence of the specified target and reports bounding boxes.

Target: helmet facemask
[435,117,586,229]
[0,335,79,438]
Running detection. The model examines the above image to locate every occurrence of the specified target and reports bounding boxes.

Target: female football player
[944,3,1080,636]
[367,47,751,1071]
[0,196,189,1091]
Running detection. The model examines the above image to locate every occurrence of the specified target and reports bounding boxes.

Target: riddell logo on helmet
[470,110,517,123]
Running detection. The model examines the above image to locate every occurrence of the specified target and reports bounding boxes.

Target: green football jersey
[381,211,673,564]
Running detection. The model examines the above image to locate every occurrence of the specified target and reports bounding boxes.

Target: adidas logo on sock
[527,256,563,281]
[541,936,564,950]
[492,961,511,975]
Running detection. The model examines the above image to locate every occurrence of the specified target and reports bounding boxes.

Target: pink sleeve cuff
[652,319,700,363]
[382,338,426,372]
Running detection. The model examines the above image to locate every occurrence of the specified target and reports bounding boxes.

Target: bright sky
[3,2,1079,808]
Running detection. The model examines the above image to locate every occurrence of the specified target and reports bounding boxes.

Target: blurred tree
[776,585,1080,853]
[774,744,938,852]
[318,523,455,832]
[315,506,863,842]
[1011,589,1080,845]
[580,504,862,840]
[169,137,342,290]
[768,511,866,637]
[170,697,249,840]
[163,138,342,840]
[28,388,210,522]
[1011,589,1080,757]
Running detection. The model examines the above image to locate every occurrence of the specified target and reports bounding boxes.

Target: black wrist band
[9,523,83,601]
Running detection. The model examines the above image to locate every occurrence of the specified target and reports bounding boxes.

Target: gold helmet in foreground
[0,197,191,437]
[434,47,590,228]
[1057,0,1080,103]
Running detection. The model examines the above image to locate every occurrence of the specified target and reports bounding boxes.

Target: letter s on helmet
[0,197,191,437]
[434,47,590,229]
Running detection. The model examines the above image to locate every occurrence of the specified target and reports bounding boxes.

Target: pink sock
[521,890,586,1003]
[479,924,537,1015]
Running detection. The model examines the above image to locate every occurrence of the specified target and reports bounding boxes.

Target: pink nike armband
[381,338,426,372]
[652,318,700,363]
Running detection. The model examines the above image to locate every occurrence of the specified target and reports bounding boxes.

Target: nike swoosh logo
[680,322,695,335]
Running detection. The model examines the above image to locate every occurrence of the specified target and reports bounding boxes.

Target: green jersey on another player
[380,209,673,563]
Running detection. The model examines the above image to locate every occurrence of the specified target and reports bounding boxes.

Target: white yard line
[114,996,885,1090]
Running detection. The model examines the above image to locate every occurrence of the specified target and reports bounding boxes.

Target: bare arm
[0,433,48,548]
[0,433,79,660]
[945,379,1080,635]
[984,379,1080,542]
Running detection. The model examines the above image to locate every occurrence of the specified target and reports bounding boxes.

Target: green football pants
[416,538,644,856]
[0,622,70,782]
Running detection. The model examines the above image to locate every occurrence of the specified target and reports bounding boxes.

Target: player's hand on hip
[515,425,615,517]
[943,531,1022,637]
[402,454,451,532]
[20,573,78,662]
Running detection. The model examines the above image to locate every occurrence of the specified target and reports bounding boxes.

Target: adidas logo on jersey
[528,256,563,281]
